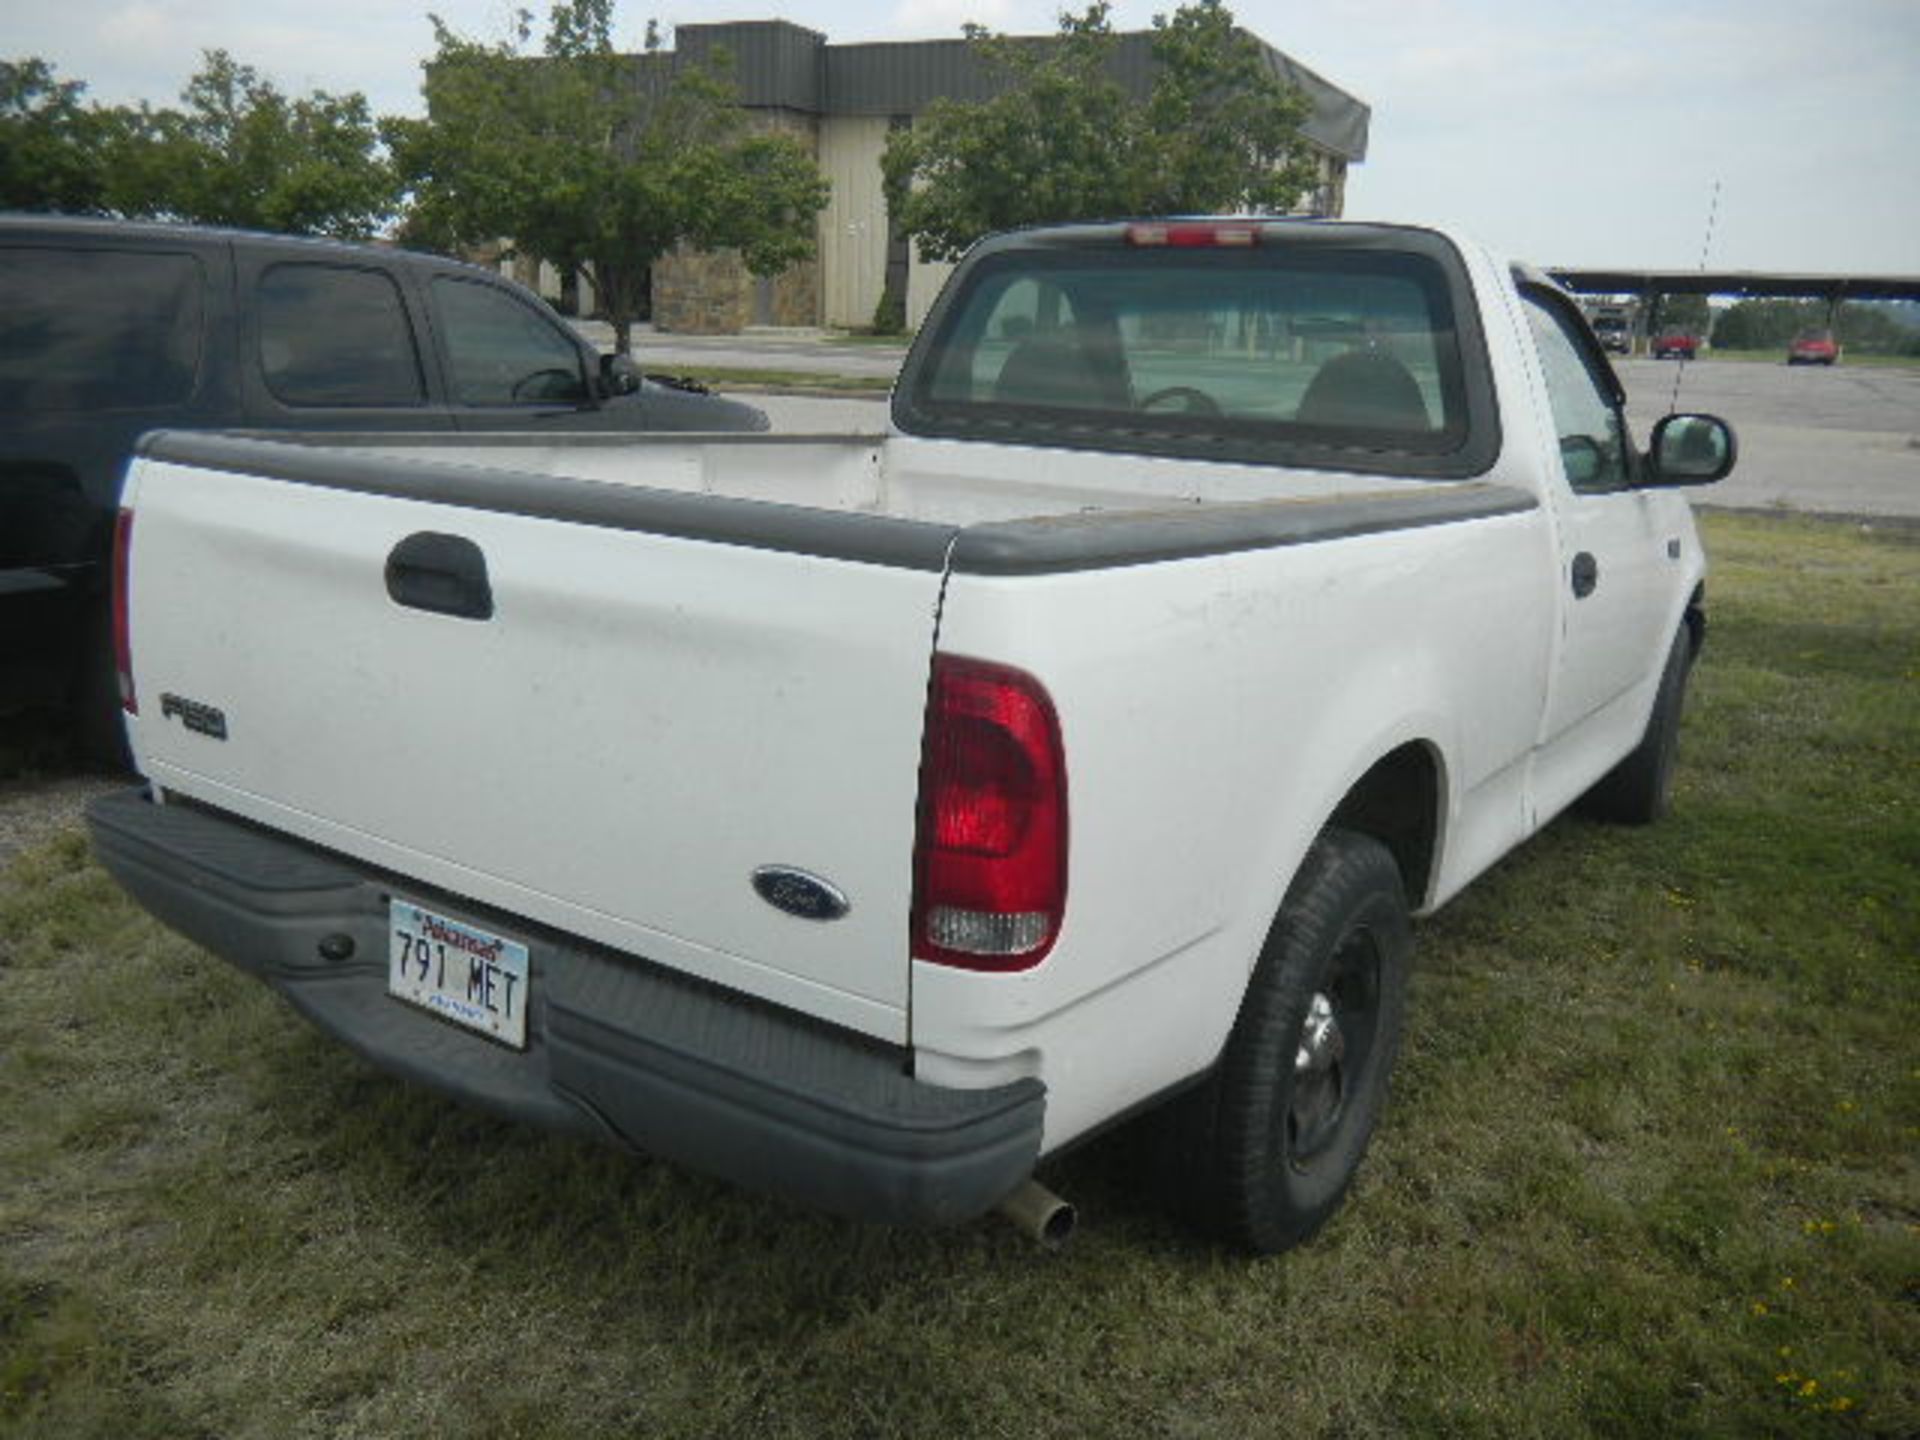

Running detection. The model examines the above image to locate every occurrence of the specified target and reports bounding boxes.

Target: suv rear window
[0,247,204,412]
[898,232,1495,478]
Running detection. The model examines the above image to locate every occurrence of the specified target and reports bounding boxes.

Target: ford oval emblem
[751,866,851,922]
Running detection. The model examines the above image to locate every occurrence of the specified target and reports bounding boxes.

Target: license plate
[387,899,531,1050]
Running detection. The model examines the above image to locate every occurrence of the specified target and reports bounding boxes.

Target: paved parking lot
[1618,357,1920,519]
[731,354,1920,521]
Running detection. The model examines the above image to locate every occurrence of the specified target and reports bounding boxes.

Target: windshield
[901,239,1491,477]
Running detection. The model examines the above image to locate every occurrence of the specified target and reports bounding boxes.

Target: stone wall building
[515,20,1370,335]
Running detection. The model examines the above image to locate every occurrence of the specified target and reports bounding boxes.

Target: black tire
[1579,624,1691,825]
[1178,828,1411,1254]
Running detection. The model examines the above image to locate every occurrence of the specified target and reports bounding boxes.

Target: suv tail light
[112,508,136,714]
[912,656,1067,971]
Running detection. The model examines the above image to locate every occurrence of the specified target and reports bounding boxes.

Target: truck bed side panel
[914,495,1556,1148]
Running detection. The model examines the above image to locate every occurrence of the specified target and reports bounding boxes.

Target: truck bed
[172,427,1452,528]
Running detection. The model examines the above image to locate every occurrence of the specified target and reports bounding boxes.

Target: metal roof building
[665,21,1370,158]
[535,20,1370,333]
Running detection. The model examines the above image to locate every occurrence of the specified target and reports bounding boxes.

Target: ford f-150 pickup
[87,219,1735,1252]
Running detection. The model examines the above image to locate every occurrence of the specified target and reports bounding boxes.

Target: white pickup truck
[89,220,1734,1252]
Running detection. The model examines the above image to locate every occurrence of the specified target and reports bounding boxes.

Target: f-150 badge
[159,692,229,740]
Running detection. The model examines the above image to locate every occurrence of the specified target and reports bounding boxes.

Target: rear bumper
[87,788,1045,1226]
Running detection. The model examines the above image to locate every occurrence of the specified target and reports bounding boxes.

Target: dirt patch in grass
[0,512,1914,1437]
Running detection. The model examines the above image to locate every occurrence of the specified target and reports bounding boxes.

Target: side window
[430,277,588,406]
[1523,294,1629,493]
[257,263,426,407]
[0,247,204,412]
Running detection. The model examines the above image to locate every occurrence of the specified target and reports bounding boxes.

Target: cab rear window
[897,231,1498,479]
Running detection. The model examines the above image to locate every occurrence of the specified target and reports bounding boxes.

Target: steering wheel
[1139,385,1224,418]
[511,367,582,402]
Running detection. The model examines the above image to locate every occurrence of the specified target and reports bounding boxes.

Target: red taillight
[912,656,1067,971]
[1125,222,1260,248]
[112,507,136,714]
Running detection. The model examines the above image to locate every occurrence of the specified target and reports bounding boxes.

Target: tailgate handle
[385,532,494,621]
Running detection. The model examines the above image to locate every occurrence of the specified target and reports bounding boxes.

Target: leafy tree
[0,58,109,212]
[1656,293,1710,334]
[389,0,829,352]
[880,1,1318,265]
[3,52,395,236]
[1707,299,1790,350]
[104,51,397,237]
[1709,298,1917,354]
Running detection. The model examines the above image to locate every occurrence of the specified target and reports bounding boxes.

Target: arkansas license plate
[387,899,530,1050]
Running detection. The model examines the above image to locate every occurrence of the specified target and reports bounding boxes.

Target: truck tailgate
[124,448,954,1042]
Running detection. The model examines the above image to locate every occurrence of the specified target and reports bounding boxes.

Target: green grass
[824,331,916,348]
[673,366,894,394]
[2,513,1915,1437]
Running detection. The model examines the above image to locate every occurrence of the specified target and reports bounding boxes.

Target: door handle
[1571,551,1599,599]
[385,532,494,620]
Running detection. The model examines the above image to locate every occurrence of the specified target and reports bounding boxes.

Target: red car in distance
[1788,328,1840,365]
[1651,330,1700,360]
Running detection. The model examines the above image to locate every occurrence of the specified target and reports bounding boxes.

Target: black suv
[0,216,767,760]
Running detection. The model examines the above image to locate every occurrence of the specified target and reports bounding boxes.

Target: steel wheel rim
[1288,925,1382,1168]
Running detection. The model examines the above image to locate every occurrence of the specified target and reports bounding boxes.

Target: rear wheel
[1579,624,1691,824]
[1177,829,1411,1254]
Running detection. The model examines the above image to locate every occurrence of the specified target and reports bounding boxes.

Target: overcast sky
[12,0,1919,273]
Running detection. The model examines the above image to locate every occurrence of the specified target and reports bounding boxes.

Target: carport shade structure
[1548,268,1920,343]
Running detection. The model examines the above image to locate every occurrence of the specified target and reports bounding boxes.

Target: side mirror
[599,352,643,397]
[1645,413,1736,486]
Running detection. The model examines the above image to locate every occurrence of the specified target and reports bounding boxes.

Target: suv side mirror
[599,352,643,397]
[1645,413,1736,486]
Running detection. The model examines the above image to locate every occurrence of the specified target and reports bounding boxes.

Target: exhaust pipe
[996,1178,1076,1247]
